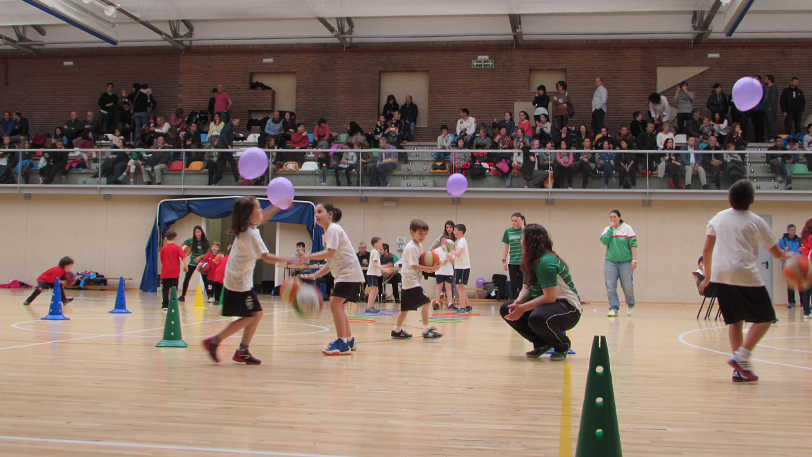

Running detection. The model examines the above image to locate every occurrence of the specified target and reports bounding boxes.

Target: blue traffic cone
[41,278,69,321]
[109,277,132,314]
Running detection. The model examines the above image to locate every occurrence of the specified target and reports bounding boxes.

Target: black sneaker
[422,328,443,339]
[22,300,30,306]
[162,305,168,312]
[64,298,74,305]
[526,344,552,358]
[178,296,185,302]
[448,304,459,310]
[391,329,413,339]
[233,349,261,365]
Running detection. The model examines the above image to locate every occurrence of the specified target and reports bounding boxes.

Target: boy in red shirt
[209,243,231,305]
[160,230,187,311]
[23,256,74,306]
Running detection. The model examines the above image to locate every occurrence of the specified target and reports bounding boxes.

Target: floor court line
[0,435,355,457]
[677,326,812,371]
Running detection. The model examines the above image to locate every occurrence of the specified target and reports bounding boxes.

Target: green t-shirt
[527,252,581,311]
[183,237,205,267]
[502,227,524,265]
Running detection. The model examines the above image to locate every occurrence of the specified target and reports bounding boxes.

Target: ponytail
[321,202,342,223]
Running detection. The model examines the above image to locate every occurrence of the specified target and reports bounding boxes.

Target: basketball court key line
[678,326,812,371]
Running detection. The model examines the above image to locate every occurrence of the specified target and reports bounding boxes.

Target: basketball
[61,271,75,285]
[783,256,812,289]
[280,278,301,305]
[292,283,324,318]
[213,253,224,264]
[198,261,211,274]
[182,245,190,256]
[442,240,455,253]
[420,250,439,267]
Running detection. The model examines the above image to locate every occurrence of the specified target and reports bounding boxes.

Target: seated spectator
[357,141,375,185]
[656,122,675,150]
[8,112,29,143]
[154,116,171,135]
[182,122,204,164]
[511,128,530,149]
[553,139,576,189]
[597,140,616,188]
[372,114,387,146]
[282,111,297,140]
[264,111,284,145]
[382,95,399,121]
[369,137,398,187]
[315,136,332,187]
[594,127,611,145]
[615,126,633,148]
[520,141,550,188]
[122,148,143,185]
[64,111,82,143]
[663,141,684,189]
[204,150,220,185]
[723,144,747,182]
[51,127,68,148]
[80,111,100,143]
[680,137,707,189]
[472,126,493,149]
[110,128,125,145]
[575,138,597,189]
[77,131,94,150]
[803,123,812,151]
[630,111,646,138]
[1,112,14,137]
[767,137,793,190]
[165,128,182,160]
[635,122,658,172]
[575,124,593,149]
[346,121,366,147]
[117,102,133,139]
[314,118,331,144]
[336,143,358,187]
[648,93,672,130]
[143,136,172,185]
[436,125,454,154]
[711,112,730,139]
[686,109,703,139]
[616,139,638,189]
[553,125,571,146]
[492,112,515,137]
[290,123,310,151]
[98,139,130,184]
[516,111,532,139]
[535,113,552,139]
[379,243,401,302]
[723,122,748,150]
[493,126,512,150]
[703,136,724,190]
[383,117,403,145]
[39,141,67,184]
[699,115,714,139]
[456,109,477,145]
[169,108,185,131]
[207,113,225,148]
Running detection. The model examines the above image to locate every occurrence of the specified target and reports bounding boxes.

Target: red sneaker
[233,349,261,365]
[202,337,219,363]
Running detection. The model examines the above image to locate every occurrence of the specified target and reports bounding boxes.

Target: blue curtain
[140,198,322,292]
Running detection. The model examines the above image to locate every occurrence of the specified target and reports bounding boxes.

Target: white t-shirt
[706,208,780,287]
[367,249,382,277]
[223,226,268,292]
[323,223,365,283]
[454,237,470,269]
[401,240,422,290]
[435,248,455,276]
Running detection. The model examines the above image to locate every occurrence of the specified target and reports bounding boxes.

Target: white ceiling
[2,0,812,48]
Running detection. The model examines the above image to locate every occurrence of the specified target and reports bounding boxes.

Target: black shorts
[713,283,776,325]
[221,288,262,317]
[436,275,453,284]
[331,282,363,303]
[401,286,431,311]
[454,268,470,285]
[366,275,382,288]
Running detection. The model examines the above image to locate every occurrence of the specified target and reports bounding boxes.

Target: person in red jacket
[159,230,187,310]
[209,243,231,305]
[800,219,812,318]
[198,241,221,302]
[23,256,74,306]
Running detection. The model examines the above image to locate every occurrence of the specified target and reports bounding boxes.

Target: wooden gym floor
[0,288,810,457]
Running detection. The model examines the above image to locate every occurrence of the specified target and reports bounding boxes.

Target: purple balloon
[267,177,295,210]
[732,77,764,112]
[446,173,468,196]
[238,147,269,180]
[475,278,486,289]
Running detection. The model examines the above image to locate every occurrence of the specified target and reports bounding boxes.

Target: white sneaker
[804,314,811,319]
[627,306,635,316]
[607,309,618,317]
[207,297,214,303]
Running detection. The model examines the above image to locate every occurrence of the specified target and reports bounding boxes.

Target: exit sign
[472,59,494,68]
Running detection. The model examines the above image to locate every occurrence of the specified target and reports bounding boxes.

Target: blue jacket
[779,233,802,268]
[598,152,615,164]
[680,148,704,165]
[1,119,14,136]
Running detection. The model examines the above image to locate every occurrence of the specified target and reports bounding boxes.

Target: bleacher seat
[308,133,314,143]
[299,162,318,171]
[246,133,259,143]
[186,161,204,171]
[168,162,184,171]
[791,164,811,175]
[337,133,348,143]
[674,134,687,146]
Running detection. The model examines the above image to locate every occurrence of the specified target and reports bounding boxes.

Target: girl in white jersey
[301,203,366,355]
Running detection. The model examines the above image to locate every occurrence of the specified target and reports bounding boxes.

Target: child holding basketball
[433,236,455,310]
[209,243,231,306]
[159,230,187,310]
[700,180,791,382]
[203,198,292,365]
[23,256,75,306]
[300,203,366,355]
[391,219,442,339]
[364,237,390,314]
[450,224,473,313]
[198,241,221,302]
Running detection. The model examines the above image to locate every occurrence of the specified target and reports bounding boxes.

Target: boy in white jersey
[364,237,390,313]
[391,219,442,340]
[700,180,790,382]
[451,224,472,313]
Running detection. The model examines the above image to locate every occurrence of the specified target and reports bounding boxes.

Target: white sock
[736,347,751,360]
[340,337,349,343]
[394,325,402,332]
[424,325,432,332]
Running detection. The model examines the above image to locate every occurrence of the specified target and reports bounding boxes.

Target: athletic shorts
[221,288,262,318]
[366,275,382,288]
[454,268,470,285]
[331,282,363,303]
[401,286,431,311]
[713,283,776,325]
[436,275,453,284]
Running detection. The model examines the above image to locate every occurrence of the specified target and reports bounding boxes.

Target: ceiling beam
[508,14,523,46]
[96,0,189,50]
[31,25,46,36]
[316,17,351,48]
[692,0,722,44]
[1,35,36,54]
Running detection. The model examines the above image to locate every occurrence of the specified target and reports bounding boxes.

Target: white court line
[0,435,354,457]
[678,326,812,371]
[758,344,812,354]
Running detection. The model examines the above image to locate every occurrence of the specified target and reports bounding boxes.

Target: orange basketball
[783,257,812,290]
[420,250,439,267]
[213,253,224,264]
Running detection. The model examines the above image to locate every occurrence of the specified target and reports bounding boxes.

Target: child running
[300,203,366,355]
[700,180,791,382]
[450,224,473,313]
[158,230,187,311]
[203,197,291,365]
[23,256,75,306]
[391,219,442,340]
[364,237,390,313]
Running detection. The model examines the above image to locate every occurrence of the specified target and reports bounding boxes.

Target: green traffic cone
[575,335,622,457]
[156,286,187,348]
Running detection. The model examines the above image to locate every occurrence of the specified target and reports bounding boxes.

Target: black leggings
[507,264,523,300]
[181,264,208,298]
[500,299,581,353]
[26,281,67,305]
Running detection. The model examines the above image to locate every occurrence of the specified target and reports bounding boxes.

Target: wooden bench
[64,277,132,291]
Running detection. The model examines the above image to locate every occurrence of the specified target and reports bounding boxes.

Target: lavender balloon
[446,173,468,196]
[731,77,764,112]
[475,277,486,289]
[267,177,294,210]
[238,147,269,180]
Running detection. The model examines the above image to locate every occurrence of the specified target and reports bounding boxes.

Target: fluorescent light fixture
[477,55,489,60]
[63,61,74,65]
[707,53,720,58]
[262,58,274,63]
[21,0,119,45]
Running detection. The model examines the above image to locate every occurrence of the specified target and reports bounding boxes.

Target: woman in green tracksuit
[600,209,638,317]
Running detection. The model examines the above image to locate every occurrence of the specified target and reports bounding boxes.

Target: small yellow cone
[192,284,207,309]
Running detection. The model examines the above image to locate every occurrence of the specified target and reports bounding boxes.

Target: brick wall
[2,40,811,142]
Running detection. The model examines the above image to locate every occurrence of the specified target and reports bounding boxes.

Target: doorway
[757,215,773,299]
